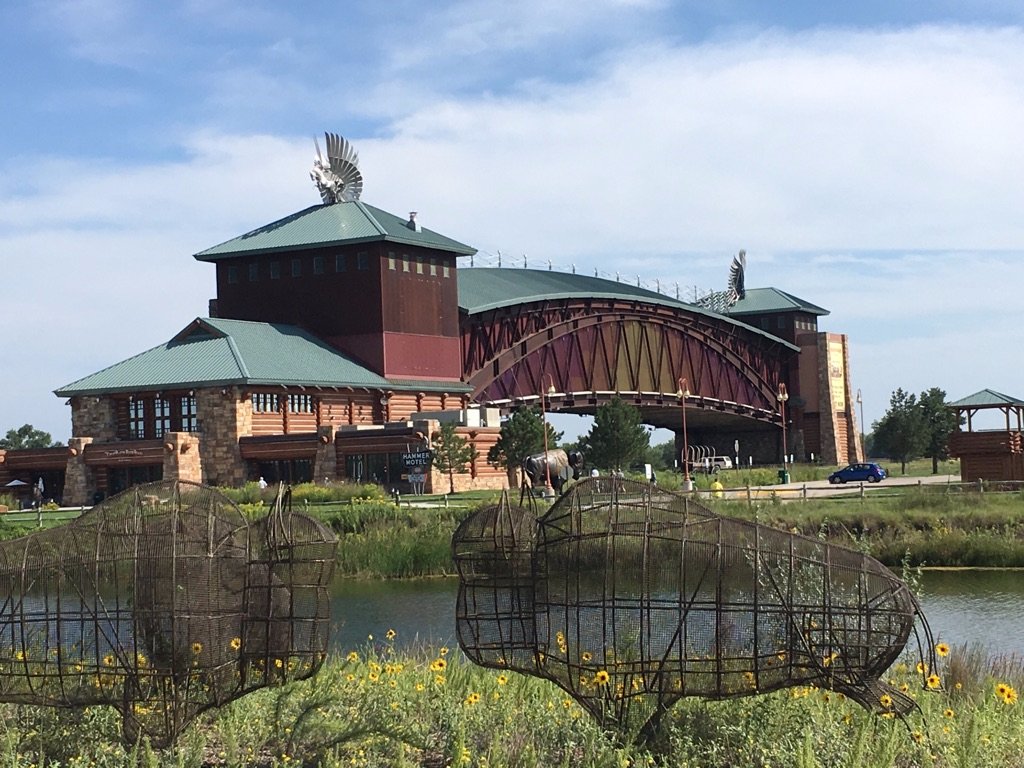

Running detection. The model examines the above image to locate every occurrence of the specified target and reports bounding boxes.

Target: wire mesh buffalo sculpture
[454,478,935,738]
[0,480,336,747]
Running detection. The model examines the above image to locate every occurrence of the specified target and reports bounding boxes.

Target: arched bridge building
[1,199,862,504]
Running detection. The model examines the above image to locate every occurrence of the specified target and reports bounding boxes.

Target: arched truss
[461,297,794,428]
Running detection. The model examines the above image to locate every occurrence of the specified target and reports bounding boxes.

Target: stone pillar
[162,432,203,484]
[313,426,337,483]
[196,387,249,487]
[64,437,95,506]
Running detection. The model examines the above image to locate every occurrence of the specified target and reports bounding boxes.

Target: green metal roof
[948,389,1024,408]
[55,318,470,397]
[456,268,799,350]
[457,268,676,313]
[727,287,829,317]
[194,201,477,260]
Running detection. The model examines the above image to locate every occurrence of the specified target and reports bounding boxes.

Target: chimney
[407,212,421,232]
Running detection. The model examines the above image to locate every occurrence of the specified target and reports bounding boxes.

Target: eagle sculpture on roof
[696,250,747,314]
[310,132,364,204]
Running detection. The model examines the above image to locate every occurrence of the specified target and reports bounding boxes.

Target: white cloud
[3,19,1023,444]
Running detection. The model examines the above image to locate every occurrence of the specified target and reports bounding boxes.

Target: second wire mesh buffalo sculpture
[0,480,336,746]
[454,478,935,738]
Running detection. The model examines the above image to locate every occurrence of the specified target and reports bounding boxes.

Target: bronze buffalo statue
[0,480,336,747]
[522,449,584,493]
[453,478,936,739]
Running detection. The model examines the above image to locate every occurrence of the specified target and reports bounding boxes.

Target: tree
[918,387,961,474]
[0,424,62,450]
[871,388,927,474]
[486,406,561,486]
[432,422,479,494]
[648,439,677,471]
[581,398,650,472]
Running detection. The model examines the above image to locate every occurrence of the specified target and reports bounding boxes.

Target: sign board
[402,450,432,468]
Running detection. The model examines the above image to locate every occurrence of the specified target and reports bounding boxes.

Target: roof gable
[727,287,829,317]
[193,201,476,260]
[55,317,469,397]
[948,389,1024,408]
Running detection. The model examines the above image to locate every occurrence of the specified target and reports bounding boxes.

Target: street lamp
[676,377,692,492]
[777,383,789,471]
[855,388,865,460]
[541,374,557,497]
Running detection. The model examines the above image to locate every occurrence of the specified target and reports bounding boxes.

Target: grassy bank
[307,487,1024,578]
[1,636,1020,766]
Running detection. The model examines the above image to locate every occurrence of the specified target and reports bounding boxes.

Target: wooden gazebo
[947,389,1024,482]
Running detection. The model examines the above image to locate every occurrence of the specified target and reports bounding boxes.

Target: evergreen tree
[871,388,927,474]
[918,387,961,474]
[581,398,650,472]
[432,422,479,494]
[0,424,62,449]
[486,406,561,486]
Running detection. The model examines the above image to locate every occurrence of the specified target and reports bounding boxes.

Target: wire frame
[0,480,336,747]
[454,478,935,738]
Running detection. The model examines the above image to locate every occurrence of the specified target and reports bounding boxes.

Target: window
[335,254,346,272]
[291,258,302,277]
[269,261,280,279]
[777,317,786,329]
[402,255,410,272]
[313,256,325,275]
[129,398,146,439]
[429,257,437,276]
[252,393,279,413]
[180,395,197,432]
[288,394,314,413]
[227,266,239,284]
[443,262,450,278]
[357,252,369,271]
[416,256,424,274]
[248,263,259,281]
[154,397,171,438]
[388,252,396,270]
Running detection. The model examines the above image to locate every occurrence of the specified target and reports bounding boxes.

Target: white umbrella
[4,479,28,488]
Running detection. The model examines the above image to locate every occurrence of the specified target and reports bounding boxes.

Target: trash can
[777,469,790,484]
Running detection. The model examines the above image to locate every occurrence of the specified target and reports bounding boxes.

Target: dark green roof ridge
[948,389,1024,408]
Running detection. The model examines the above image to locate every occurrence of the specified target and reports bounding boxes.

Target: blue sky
[2,1,1023,445]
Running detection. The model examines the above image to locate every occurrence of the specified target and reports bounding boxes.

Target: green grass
[0,638,1020,766]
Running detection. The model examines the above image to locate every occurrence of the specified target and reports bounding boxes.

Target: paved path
[717,472,961,501]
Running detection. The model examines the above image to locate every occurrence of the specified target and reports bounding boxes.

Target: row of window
[127,395,197,439]
[226,252,451,283]
[251,393,315,414]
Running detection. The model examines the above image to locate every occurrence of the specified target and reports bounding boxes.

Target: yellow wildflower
[935,643,950,657]
[594,669,610,686]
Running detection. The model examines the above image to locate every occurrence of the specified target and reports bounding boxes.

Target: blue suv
[828,462,887,484]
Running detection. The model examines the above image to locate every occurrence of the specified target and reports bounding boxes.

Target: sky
[2,0,1023,446]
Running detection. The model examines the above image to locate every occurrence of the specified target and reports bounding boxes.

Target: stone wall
[71,397,117,441]
[196,388,249,487]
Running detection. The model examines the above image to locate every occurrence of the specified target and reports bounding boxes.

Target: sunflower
[996,682,1011,698]
[935,643,950,657]
[926,674,941,689]
[385,628,397,640]
[581,651,593,663]
[1004,687,1019,705]
[430,658,447,672]
[943,708,955,718]
[346,651,359,662]
[496,674,508,686]
[230,637,242,651]
[191,642,203,655]
[465,692,481,705]
[916,661,928,675]
[594,669,611,686]
[879,693,894,709]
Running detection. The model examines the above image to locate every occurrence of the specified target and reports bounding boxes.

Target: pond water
[329,569,1024,658]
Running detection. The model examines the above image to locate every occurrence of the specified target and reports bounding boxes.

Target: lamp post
[777,383,789,476]
[856,388,865,460]
[676,377,692,492]
[541,375,557,497]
